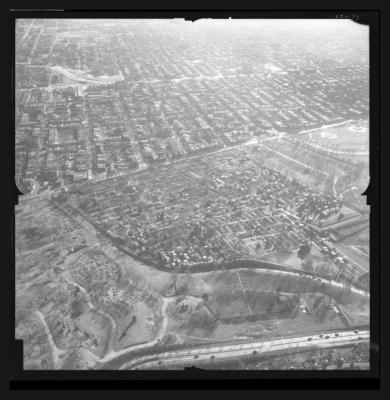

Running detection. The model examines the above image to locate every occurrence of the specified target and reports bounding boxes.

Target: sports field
[300,120,369,154]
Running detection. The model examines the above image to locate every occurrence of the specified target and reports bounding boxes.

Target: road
[26,26,43,65]
[53,197,370,300]
[50,66,122,85]
[116,328,369,370]
[332,175,339,196]
[117,94,147,171]
[35,310,66,369]
[17,19,35,46]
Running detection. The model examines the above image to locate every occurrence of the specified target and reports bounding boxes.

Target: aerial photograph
[14,18,370,371]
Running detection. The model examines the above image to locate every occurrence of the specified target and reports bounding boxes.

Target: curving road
[35,311,66,369]
[117,329,369,370]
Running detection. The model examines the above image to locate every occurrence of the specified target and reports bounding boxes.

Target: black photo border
[8,8,381,391]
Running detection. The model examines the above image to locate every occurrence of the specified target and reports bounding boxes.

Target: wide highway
[115,328,369,370]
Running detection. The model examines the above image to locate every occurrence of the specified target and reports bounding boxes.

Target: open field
[171,268,368,339]
[245,144,333,193]
[115,302,157,350]
[244,123,369,212]
[304,120,369,153]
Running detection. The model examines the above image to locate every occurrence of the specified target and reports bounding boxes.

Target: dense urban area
[15,19,370,371]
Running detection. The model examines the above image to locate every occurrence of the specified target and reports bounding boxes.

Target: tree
[298,244,311,260]
[337,212,344,221]
[314,304,329,322]
[312,295,323,311]
[187,310,216,332]
[70,299,83,319]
